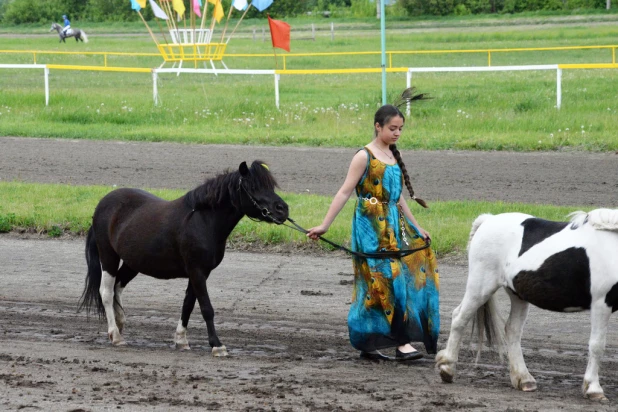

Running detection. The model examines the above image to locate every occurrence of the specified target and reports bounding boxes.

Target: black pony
[79,161,289,356]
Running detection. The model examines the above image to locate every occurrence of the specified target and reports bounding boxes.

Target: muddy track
[1,137,617,411]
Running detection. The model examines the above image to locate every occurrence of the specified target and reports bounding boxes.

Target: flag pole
[219,2,235,43]
[154,18,170,45]
[137,10,159,45]
[226,2,251,43]
[272,47,278,70]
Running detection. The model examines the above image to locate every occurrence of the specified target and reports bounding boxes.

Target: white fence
[1,63,565,109]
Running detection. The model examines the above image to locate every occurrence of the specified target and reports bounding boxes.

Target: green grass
[1,17,617,151]
[0,181,588,256]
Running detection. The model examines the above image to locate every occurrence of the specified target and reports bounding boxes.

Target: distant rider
[62,14,71,36]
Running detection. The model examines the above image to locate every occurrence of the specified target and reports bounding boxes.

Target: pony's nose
[275,201,288,216]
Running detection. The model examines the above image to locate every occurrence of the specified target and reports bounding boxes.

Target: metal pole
[556,68,562,109]
[44,67,49,106]
[274,74,280,109]
[152,70,159,106]
[380,0,387,105]
[406,69,412,117]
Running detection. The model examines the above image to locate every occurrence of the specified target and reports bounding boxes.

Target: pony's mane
[185,160,278,210]
[569,208,618,231]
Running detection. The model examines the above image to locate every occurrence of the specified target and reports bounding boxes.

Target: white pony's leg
[583,300,611,402]
[436,284,499,383]
[113,282,126,334]
[100,270,126,346]
[174,319,191,350]
[505,289,536,391]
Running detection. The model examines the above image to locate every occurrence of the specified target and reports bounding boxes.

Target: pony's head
[237,160,288,224]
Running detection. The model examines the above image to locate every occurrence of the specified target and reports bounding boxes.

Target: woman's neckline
[365,145,397,166]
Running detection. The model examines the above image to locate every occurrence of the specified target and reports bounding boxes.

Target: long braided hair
[374,88,431,208]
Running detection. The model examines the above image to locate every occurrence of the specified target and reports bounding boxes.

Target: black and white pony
[437,208,618,402]
[79,161,289,356]
[50,22,88,43]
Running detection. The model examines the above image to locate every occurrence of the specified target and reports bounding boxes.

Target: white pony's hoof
[109,331,126,346]
[439,365,454,383]
[112,338,127,346]
[520,381,537,392]
[175,343,191,351]
[586,392,609,403]
[212,345,228,357]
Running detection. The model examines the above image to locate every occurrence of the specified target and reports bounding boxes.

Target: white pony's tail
[81,31,89,43]
[467,213,493,251]
[472,294,506,363]
[569,208,618,231]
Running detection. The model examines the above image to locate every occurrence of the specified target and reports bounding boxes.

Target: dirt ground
[1,136,618,411]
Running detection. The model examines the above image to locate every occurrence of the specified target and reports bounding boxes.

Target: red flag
[267,15,290,52]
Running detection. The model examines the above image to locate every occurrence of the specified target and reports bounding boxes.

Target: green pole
[380,0,387,105]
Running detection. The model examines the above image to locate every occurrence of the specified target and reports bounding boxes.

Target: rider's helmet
[62,15,67,18]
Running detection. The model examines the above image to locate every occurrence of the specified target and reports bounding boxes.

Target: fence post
[556,67,562,109]
[331,23,334,41]
[613,46,616,65]
[253,28,256,41]
[312,24,315,41]
[33,52,37,64]
[488,51,491,67]
[262,27,265,42]
[406,69,412,117]
[274,73,280,109]
[152,69,159,106]
[44,67,49,106]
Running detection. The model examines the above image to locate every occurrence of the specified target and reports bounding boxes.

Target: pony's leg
[99,268,126,346]
[436,283,500,383]
[582,300,612,402]
[174,281,196,350]
[190,273,227,357]
[113,263,138,335]
[504,289,536,392]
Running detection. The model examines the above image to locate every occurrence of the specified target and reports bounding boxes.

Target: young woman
[307,89,440,361]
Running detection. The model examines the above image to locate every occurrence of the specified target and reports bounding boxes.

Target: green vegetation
[1,20,617,151]
[0,181,584,255]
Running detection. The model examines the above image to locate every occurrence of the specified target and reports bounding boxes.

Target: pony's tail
[471,294,506,363]
[467,213,493,251]
[78,226,104,317]
[81,31,89,43]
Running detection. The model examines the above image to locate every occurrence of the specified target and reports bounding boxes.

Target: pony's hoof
[175,343,191,351]
[520,381,537,392]
[586,392,609,403]
[439,365,454,383]
[212,345,228,357]
[112,339,127,346]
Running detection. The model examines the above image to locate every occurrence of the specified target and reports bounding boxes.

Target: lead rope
[283,217,430,259]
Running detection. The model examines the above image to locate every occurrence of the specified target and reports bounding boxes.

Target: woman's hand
[306,224,328,240]
[418,227,431,241]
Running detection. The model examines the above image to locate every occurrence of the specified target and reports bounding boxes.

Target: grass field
[0,181,584,256]
[1,15,617,151]
[0,14,615,248]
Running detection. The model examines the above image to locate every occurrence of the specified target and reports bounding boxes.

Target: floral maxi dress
[348,147,440,353]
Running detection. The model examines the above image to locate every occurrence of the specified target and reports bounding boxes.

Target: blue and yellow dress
[348,147,440,354]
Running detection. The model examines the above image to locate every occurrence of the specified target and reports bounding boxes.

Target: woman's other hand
[306,225,328,240]
[418,227,431,241]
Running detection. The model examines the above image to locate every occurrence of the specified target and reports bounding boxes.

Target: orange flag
[267,15,290,52]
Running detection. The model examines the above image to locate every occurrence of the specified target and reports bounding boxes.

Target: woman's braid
[390,144,428,208]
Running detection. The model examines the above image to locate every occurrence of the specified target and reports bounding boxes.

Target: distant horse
[50,22,88,43]
[436,209,618,402]
[79,161,289,356]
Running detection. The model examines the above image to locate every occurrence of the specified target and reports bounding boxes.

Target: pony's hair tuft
[392,87,432,109]
[570,208,618,231]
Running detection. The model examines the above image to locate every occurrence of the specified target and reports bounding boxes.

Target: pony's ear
[239,161,250,177]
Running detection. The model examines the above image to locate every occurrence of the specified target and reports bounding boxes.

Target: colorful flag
[193,0,202,17]
[136,0,147,7]
[232,0,248,10]
[267,15,290,52]
[252,0,273,12]
[130,0,142,11]
[213,0,224,22]
[207,0,217,3]
[172,0,185,16]
[149,0,169,19]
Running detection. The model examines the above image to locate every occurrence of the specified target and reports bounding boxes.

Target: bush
[3,0,87,24]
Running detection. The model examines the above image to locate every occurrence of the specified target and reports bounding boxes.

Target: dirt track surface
[1,136,618,411]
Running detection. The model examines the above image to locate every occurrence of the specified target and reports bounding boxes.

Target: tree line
[0,0,612,25]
